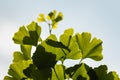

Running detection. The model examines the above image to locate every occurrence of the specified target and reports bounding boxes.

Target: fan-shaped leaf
[94,65,120,80]
[13,21,41,46]
[60,28,82,60]
[74,32,103,61]
[21,45,32,60]
[32,45,56,70]
[23,64,51,80]
[66,63,89,80]
[8,60,32,80]
[41,34,65,61]
[51,65,64,80]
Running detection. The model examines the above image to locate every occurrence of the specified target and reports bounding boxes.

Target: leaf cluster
[4,11,120,80]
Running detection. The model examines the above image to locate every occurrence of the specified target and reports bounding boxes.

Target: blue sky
[0,0,120,79]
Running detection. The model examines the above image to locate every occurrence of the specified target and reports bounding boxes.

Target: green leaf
[44,28,81,60]
[13,45,32,62]
[13,26,29,44]
[51,65,64,80]
[94,65,107,80]
[13,52,25,62]
[84,64,98,80]
[64,28,74,36]
[4,76,15,80]
[66,37,81,59]
[60,28,82,60]
[47,10,63,29]
[23,64,51,80]
[72,63,89,80]
[32,45,57,70]
[8,60,32,80]
[41,34,65,61]
[21,45,32,60]
[55,12,63,22]
[74,32,103,61]
[66,63,89,80]
[13,21,41,46]
[94,65,120,80]
[48,10,56,20]
[107,71,120,80]
[46,39,70,52]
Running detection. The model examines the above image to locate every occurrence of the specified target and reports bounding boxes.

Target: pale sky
[0,0,120,79]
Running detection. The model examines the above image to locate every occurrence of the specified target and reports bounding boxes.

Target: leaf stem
[79,59,83,64]
[62,64,66,79]
[53,67,60,80]
[48,23,52,34]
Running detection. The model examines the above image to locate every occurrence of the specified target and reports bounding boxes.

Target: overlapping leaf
[37,10,63,29]
[94,65,120,80]
[66,63,90,80]
[60,28,82,60]
[20,45,32,60]
[48,10,63,29]
[32,45,57,70]
[45,28,82,60]
[41,34,65,61]
[23,64,51,80]
[4,10,120,80]
[13,21,41,46]
[51,65,64,80]
[74,32,103,61]
[6,60,32,80]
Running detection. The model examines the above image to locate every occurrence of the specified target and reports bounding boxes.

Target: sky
[0,0,120,79]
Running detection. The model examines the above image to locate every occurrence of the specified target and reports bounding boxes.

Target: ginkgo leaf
[64,28,74,36]
[107,71,120,80]
[13,52,25,62]
[8,60,32,80]
[4,76,14,80]
[74,32,103,61]
[23,64,52,80]
[12,26,29,44]
[47,10,63,29]
[55,12,63,22]
[41,34,65,61]
[21,45,32,60]
[46,15,51,20]
[44,28,81,60]
[66,63,90,80]
[52,22,58,29]
[32,45,57,70]
[13,21,41,46]
[48,10,56,20]
[94,65,120,80]
[60,28,82,60]
[37,14,46,22]
[51,65,64,80]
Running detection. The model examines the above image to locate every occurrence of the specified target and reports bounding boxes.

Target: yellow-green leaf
[13,21,41,46]
[37,14,46,22]
[74,32,103,61]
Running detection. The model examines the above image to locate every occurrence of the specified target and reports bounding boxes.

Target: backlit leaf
[94,65,120,80]
[51,65,64,80]
[13,21,41,46]
[32,45,57,70]
[60,28,82,60]
[8,60,32,80]
[74,32,103,61]
[66,63,89,80]
[37,14,46,22]
[21,45,32,60]
[23,64,51,80]
[13,52,25,62]
[41,34,65,61]
[4,76,15,80]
